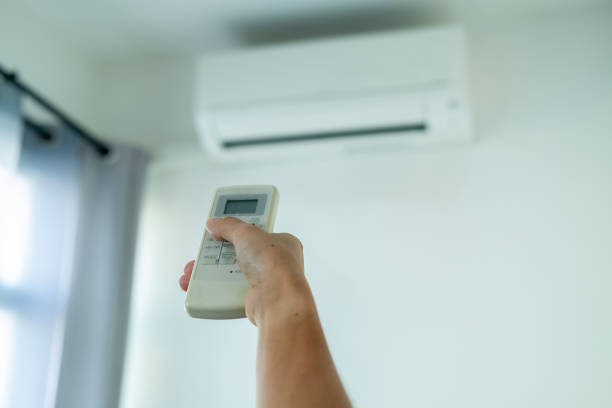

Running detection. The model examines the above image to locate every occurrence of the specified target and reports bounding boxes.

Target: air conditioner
[195,27,472,159]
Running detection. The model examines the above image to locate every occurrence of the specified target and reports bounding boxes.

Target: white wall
[0,1,99,129]
[121,9,612,408]
[93,59,197,152]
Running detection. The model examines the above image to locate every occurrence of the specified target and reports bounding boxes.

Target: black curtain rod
[0,65,112,157]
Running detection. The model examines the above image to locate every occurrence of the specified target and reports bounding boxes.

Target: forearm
[256,284,351,408]
[182,220,351,406]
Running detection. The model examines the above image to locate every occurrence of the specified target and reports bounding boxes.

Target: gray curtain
[53,139,147,408]
[0,81,147,408]
[0,79,22,168]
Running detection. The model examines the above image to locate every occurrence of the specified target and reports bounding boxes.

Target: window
[0,130,78,407]
[0,168,33,406]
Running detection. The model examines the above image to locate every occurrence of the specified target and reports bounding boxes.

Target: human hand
[179,217,314,327]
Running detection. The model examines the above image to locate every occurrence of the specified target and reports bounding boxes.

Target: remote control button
[205,233,220,243]
[219,242,236,264]
[221,241,235,253]
[200,240,222,265]
[200,253,219,264]
[219,252,236,264]
[247,217,262,225]
[203,242,222,251]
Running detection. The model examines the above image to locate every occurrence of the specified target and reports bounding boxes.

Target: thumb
[206,217,246,243]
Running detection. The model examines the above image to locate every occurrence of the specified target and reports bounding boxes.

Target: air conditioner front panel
[194,26,472,158]
[207,90,426,143]
[196,28,466,106]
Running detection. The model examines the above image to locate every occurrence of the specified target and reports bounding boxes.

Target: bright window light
[0,167,31,286]
[0,309,16,407]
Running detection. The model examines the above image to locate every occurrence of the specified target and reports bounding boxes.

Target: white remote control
[185,185,279,319]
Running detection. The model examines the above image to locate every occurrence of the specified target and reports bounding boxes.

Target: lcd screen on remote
[224,199,258,215]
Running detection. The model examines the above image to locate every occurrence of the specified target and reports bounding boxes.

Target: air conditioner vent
[222,123,427,149]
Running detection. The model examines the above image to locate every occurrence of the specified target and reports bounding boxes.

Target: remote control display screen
[224,199,258,215]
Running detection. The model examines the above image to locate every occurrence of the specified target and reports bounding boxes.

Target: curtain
[0,82,147,408]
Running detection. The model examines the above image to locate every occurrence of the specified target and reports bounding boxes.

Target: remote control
[185,185,279,319]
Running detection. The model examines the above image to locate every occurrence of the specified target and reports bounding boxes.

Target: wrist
[256,274,317,331]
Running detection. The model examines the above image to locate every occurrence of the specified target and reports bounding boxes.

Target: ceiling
[21,0,609,60]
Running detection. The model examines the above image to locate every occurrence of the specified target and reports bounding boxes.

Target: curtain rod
[0,65,112,157]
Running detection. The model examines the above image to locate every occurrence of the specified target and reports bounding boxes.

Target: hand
[179,217,313,327]
[179,218,351,407]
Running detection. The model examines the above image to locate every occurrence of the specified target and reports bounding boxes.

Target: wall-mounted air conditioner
[195,27,472,158]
